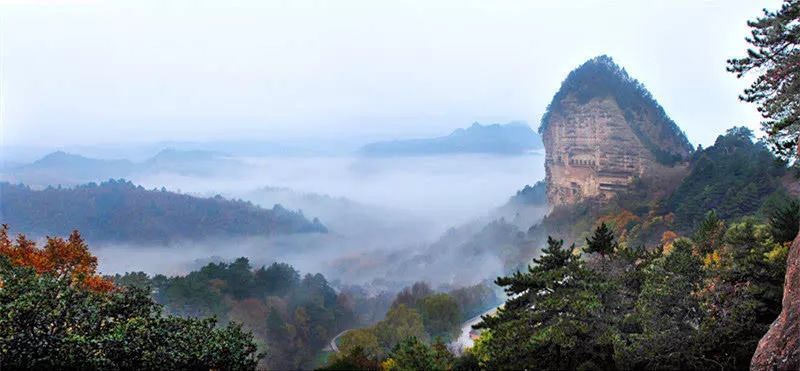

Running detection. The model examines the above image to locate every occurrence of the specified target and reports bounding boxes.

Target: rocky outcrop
[540,56,692,207]
[752,231,800,370]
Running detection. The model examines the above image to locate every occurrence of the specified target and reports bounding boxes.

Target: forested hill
[360,122,542,156]
[666,127,790,230]
[0,179,327,243]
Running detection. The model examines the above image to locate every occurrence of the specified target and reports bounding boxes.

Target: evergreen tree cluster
[666,127,788,231]
[474,215,788,370]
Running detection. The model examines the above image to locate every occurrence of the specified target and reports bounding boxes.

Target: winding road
[326,306,500,354]
[448,306,499,354]
[325,329,351,353]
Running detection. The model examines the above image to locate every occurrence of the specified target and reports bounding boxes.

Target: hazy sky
[0,0,781,149]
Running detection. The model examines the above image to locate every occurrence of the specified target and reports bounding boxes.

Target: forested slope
[0,179,326,243]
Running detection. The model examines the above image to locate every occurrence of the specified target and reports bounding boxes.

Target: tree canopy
[728,0,800,163]
[0,227,260,370]
[472,218,787,370]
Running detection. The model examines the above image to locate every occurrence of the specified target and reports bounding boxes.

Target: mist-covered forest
[2,0,799,370]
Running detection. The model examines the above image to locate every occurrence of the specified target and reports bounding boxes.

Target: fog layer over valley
[123,153,544,288]
[131,153,545,228]
[1,144,547,289]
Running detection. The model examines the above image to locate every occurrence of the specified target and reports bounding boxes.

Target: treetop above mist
[0,179,327,244]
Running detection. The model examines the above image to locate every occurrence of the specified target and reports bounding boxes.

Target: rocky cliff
[540,56,693,206]
[751,231,800,370]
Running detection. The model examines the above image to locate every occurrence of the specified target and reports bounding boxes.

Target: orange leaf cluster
[0,225,114,292]
[598,209,640,231]
[660,230,680,254]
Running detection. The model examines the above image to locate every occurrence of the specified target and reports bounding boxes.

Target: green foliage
[692,210,726,255]
[339,329,382,359]
[114,257,354,370]
[417,293,462,338]
[0,179,326,243]
[385,337,454,371]
[319,346,382,371]
[528,126,790,251]
[616,239,705,369]
[385,282,471,340]
[666,127,787,231]
[479,217,788,370]
[392,281,434,309]
[332,302,429,367]
[375,305,429,353]
[768,198,800,243]
[585,222,618,259]
[695,219,787,369]
[0,256,260,370]
[475,236,616,370]
[728,0,800,163]
[331,282,477,369]
[448,283,498,320]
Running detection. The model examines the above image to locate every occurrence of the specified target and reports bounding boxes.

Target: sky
[0,0,783,150]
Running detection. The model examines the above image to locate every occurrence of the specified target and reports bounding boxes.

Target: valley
[2,1,798,369]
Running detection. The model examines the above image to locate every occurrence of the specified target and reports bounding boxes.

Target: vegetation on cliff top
[540,55,693,165]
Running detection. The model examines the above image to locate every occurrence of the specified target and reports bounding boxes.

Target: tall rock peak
[540,55,693,206]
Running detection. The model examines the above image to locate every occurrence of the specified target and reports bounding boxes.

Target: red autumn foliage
[0,224,114,292]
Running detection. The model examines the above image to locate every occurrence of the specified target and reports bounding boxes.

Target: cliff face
[540,56,693,206]
[751,231,800,371]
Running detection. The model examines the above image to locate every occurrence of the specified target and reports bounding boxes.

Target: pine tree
[474,236,615,370]
[769,198,800,243]
[534,235,574,270]
[616,239,705,369]
[479,236,576,327]
[692,210,726,255]
[728,0,800,163]
[585,222,618,260]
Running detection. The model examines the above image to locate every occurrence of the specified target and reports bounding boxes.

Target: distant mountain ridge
[13,151,135,182]
[1,148,243,187]
[0,179,327,243]
[360,122,543,156]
